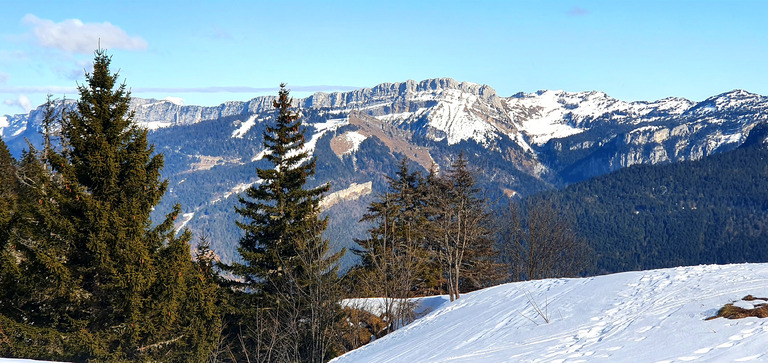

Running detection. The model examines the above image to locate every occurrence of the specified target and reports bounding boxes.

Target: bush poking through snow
[518,289,552,325]
[706,295,768,320]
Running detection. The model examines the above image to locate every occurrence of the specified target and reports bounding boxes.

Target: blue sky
[1,0,767,116]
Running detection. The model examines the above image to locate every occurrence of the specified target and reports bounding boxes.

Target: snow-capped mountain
[2,78,767,264]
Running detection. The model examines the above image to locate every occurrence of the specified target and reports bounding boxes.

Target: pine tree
[441,154,504,296]
[427,154,504,300]
[0,137,17,245]
[0,144,94,360]
[224,84,342,362]
[0,49,220,361]
[352,159,435,333]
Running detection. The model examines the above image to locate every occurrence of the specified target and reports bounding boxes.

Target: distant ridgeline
[4,79,768,272]
[534,125,768,274]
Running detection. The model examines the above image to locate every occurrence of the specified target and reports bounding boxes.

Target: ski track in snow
[331,263,768,363]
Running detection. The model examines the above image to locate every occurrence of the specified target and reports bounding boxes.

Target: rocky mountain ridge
[2,78,766,264]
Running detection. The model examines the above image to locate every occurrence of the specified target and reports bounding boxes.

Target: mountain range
[2,78,767,265]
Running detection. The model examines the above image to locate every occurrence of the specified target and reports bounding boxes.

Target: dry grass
[705,295,768,320]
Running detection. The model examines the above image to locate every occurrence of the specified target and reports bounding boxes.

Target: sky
[1,0,767,116]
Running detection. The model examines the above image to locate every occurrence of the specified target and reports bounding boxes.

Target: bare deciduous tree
[499,200,592,281]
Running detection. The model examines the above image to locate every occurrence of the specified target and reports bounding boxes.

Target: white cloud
[22,14,148,54]
[4,95,33,112]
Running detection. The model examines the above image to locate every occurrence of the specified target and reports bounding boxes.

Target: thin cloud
[133,85,362,93]
[22,14,148,54]
[211,26,232,40]
[56,60,94,81]
[3,95,33,112]
[0,86,78,94]
[567,6,589,16]
[0,72,8,85]
[0,85,361,95]
[0,50,27,62]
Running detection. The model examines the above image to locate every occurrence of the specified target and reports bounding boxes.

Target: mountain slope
[533,137,768,274]
[332,263,768,362]
[3,78,768,267]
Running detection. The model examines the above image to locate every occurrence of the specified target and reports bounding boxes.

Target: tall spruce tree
[0,49,220,361]
[225,84,342,362]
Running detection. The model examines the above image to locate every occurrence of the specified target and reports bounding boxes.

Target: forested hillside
[533,129,768,274]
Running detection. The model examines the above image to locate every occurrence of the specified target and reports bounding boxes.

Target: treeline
[0,51,591,362]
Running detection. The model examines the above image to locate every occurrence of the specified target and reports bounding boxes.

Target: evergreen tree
[224,84,342,362]
[352,159,435,334]
[1,49,220,361]
[441,154,504,295]
[0,137,17,245]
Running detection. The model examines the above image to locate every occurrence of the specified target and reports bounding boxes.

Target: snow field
[332,263,768,362]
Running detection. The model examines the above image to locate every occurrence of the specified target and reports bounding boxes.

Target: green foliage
[222,85,343,363]
[431,154,505,297]
[0,49,221,361]
[0,137,16,243]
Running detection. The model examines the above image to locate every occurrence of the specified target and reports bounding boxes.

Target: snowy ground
[332,263,768,362]
[4,264,767,363]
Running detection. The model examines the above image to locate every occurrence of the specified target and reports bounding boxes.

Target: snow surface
[342,131,367,155]
[5,264,768,363]
[423,89,497,146]
[506,90,695,146]
[288,117,348,161]
[175,212,195,232]
[209,181,259,205]
[139,120,174,130]
[162,96,185,106]
[332,263,768,362]
[231,115,259,138]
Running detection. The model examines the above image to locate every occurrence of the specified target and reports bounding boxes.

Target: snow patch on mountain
[505,91,696,145]
[341,131,367,155]
[319,181,372,210]
[175,212,195,232]
[707,131,742,151]
[251,149,271,162]
[424,89,497,145]
[210,181,259,205]
[162,96,185,106]
[293,117,349,159]
[232,114,259,138]
[519,119,584,145]
[332,263,768,363]
[140,120,174,130]
[0,116,7,128]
